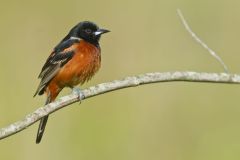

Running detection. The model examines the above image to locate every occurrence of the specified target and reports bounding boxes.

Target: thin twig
[177,9,229,73]
[1,71,240,140]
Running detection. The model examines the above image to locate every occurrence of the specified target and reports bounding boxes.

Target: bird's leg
[72,87,85,103]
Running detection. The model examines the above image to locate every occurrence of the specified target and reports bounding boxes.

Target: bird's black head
[69,21,110,46]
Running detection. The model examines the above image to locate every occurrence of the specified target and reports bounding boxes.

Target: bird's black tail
[36,96,51,144]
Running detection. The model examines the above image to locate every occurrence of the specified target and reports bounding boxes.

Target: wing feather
[34,38,80,96]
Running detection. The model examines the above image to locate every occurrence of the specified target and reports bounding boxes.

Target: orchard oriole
[34,21,109,144]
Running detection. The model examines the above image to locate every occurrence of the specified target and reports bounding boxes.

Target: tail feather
[36,96,51,144]
[36,116,49,144]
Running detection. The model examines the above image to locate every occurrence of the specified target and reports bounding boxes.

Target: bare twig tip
[177,9,229,73]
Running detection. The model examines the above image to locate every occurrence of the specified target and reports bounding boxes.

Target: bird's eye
[85,29,92,34]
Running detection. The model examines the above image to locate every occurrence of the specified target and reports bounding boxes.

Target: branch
[177,9,229,73]
[1,71,240,140]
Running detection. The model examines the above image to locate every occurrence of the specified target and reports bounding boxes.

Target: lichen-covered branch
[0,71,240,140]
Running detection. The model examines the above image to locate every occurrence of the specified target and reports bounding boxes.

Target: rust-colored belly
[50,40,101,89]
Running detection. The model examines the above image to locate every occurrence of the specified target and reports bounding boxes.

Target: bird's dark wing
[34,38,80,96]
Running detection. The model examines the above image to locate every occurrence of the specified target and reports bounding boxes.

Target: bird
[34,21,110,144]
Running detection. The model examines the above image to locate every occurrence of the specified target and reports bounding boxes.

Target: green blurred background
[1,0,240,159]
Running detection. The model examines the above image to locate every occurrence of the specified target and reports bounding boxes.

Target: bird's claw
[72,88,85,104]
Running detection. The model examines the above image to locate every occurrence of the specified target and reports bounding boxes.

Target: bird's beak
[94,28,110,36]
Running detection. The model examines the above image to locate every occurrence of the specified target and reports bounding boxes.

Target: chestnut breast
[53,40,101,88]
